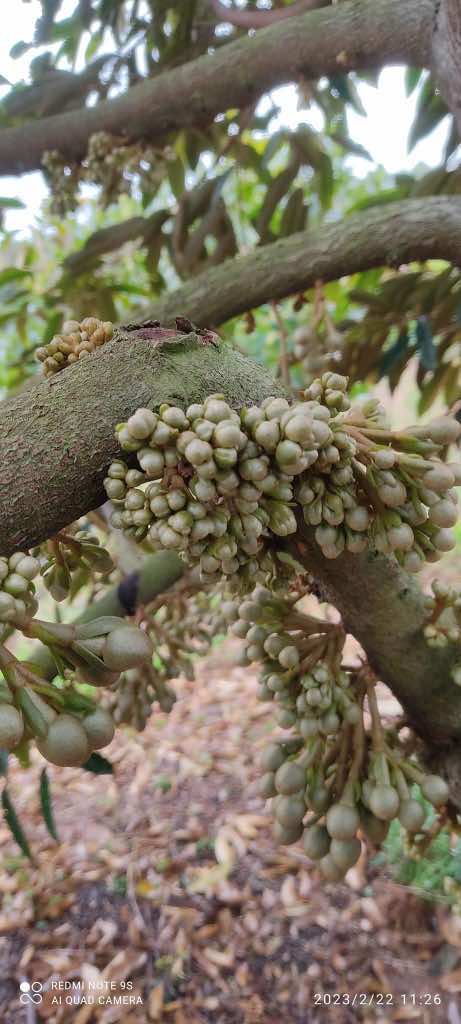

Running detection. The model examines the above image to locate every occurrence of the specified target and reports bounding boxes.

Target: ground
[1,637,461,1024]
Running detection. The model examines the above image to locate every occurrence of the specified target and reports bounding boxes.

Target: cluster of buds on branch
[107,581,228,730]
[0,575,153,766]
[42,133,168,213]
[36,316,113,376]
[33,528,114,601]
[106,373,461,583]
[222,587,449,881]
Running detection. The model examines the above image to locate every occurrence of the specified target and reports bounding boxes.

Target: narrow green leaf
[405,67,422,96]
[0,197,25,209]
[39,768,59,842]
[1,787,32,859]
[416,316,436,371]
[0,267,31,284]
[0,751,8,776]
[379,330,410,378]
[168,157,185,201]
[82,753,114,774]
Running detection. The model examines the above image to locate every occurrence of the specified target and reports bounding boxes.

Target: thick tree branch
[0,331,283,556]
[2,328,461,797]
[432,0,461,136]
[144,197,461,327]
[0,0,434,176]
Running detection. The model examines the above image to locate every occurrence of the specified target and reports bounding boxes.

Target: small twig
[271,300,292,392]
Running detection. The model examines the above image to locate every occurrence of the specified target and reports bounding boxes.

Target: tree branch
[0,330,284,556]
[143,197,461,327]
[210,0,330,29]
[2,326,461,797]
[432,0,461,137]
[0,0,434,176]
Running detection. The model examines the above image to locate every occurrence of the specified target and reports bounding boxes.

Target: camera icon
[19,980,43,1005]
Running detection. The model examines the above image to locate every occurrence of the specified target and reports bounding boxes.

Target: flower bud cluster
[86,132,167,207]
[0,552,40,628]
[297,381,461,567]
[105,393,316,584]
[0,615,153,764]
[43,134,168,212]
[423,581,461,684]
[107,583,227,730]
[222,586,450,879]
[105,380,461,580]
[42,149,80,215]
[34,529,113,602]
[36,316,113,376]
[108,664,176,731]
[0,661,116,767]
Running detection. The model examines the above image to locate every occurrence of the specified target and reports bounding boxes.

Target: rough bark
[291,527,461,746]
[144,197,461,327]
[432,0,461,137]
[0,0,434,176]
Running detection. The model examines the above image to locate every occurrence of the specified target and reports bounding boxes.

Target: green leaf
[85,29,104,62]
[1,787,32,859]
[405,68,422,96]
[348,186,409,213]
[82,753,114,774]
[0,750,8,776]
[315,152,334,210]
[329,75,366,116]
[39,768,59,842]
[408,78,448,152]
[280,187,307,236]
[9,41,31,59]
[418,365,452,414]
[416,316,436,371]
[0,267,31,284]
[0,197,25,210]
[379,330,410,378]
[168,157,185,201]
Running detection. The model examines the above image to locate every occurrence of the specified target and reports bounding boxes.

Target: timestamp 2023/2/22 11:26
[313,992,443,1009]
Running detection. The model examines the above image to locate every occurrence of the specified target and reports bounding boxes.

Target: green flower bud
[138,449,165,478]
[275,761,305,795]
[278,645,300,669]
[430,499,458,528]
[37,714,90,767]
[329,837,361,871]
[161,406,189,429]
[421,774,449,807]
[213,421,245,449]
[254,418,282,453]
[398,799,425,832]
[325,802,359,840]
[275,794,306,828]
[239,457,269,482]
[127,408,157,439]
[82,706,115,750]
[0,704,24,750]
[103,624,153,671]
[369,784,400,821]
[432,528,456,552]
[186,403,204,421]
[204,398,232,422]
[423,464,455,493]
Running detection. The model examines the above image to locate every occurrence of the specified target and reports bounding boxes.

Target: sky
[0,0,453,232]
